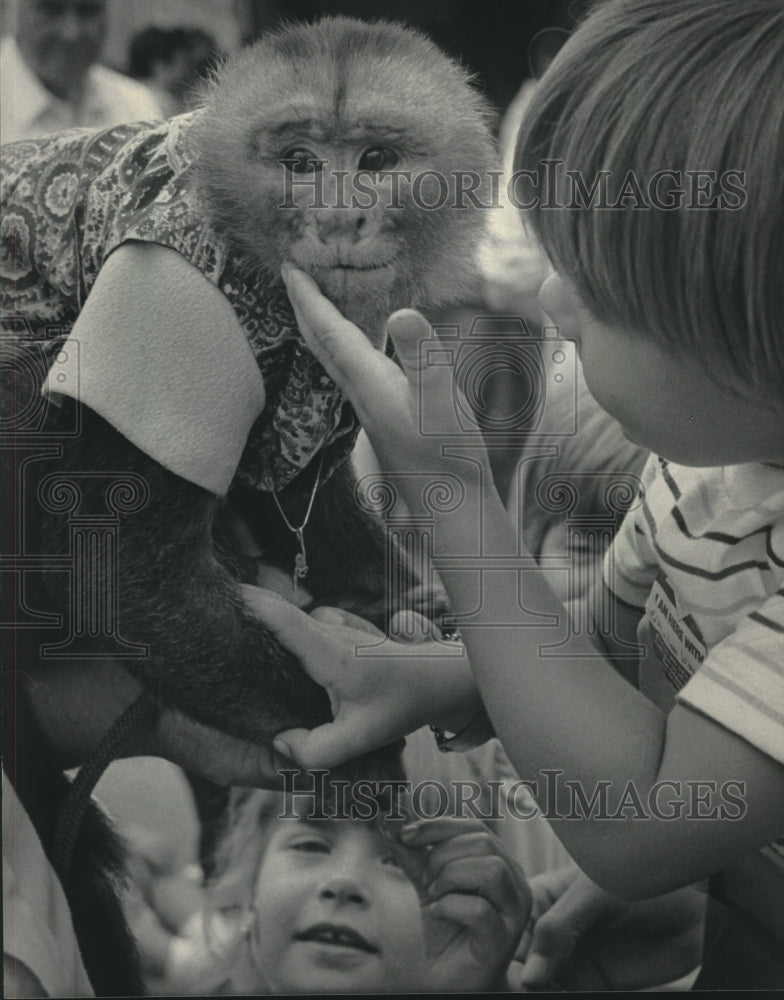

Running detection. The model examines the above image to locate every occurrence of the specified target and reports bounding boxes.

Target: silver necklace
[270,453,324,589]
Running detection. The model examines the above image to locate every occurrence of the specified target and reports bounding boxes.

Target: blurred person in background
[128,25,221,119]
[0,0,162,142]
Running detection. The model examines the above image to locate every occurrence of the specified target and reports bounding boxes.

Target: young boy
[248,0,784,988]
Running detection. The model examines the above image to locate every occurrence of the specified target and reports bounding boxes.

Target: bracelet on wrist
[428,628,495,752]
[430,706,490,753]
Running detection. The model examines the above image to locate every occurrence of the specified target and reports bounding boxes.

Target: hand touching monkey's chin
[287,258,406,348]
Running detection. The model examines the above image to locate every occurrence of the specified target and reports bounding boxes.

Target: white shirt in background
[0,35,162,143]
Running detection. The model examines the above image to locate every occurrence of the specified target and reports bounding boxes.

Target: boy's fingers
[429,856,531,927]
[239,585,334,682]
[388,609,437,643]
[384,309,434,381]
[424,832,501,881]
[426,893,495,926]
[282,267,393,399]
[386,309,477,435]
[425,894,505,961]
[311,605,385,637]
[520,880,605,989]
[273,719,381,771]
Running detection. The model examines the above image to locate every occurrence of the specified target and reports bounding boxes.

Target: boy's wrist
[430,705,495,753]
[423,643,487,737]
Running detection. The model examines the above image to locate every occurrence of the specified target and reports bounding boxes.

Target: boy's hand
[518,864,704,990]
[241,586,478,769]
[398,818,531,992]
[281,265,490,484]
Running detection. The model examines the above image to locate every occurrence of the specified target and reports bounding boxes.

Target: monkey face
[192,17,498,336]
[264,137,411,342]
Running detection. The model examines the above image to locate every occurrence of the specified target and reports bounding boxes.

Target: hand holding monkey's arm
[242,589,482,768]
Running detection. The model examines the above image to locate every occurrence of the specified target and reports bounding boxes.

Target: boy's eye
[381,853,402,868]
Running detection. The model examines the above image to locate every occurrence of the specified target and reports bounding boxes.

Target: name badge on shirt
[645,573,707,692]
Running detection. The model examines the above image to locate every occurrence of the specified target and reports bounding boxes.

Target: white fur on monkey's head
[190,16,499,332]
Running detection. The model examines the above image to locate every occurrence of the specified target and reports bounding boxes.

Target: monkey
[1,17,496,993]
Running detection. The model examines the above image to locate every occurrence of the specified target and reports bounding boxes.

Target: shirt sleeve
[677,585,784,765]
[43,241,265,497]
[602,456,659,609]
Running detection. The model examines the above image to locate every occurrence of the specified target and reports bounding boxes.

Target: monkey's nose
[314,209,372,245]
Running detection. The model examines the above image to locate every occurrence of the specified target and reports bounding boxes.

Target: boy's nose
[319,875,369,908]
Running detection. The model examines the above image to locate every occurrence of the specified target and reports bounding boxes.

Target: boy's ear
[538,267,581,338]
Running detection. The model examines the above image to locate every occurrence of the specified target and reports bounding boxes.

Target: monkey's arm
[39,402,330,744]
[38,241,331,742]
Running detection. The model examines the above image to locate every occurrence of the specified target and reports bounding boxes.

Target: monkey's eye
[280,149,322,173]
[358,146,399,172]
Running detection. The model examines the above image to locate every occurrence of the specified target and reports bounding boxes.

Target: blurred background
[1,0,586,119]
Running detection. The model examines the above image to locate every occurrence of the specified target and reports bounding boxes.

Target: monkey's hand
[241,587,482,769]
[282,266,494,495]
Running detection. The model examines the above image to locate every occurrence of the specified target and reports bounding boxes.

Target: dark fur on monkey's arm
[39,402,425,749]
[40,405,327,743]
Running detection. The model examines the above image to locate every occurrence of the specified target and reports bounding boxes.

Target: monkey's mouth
[331,262,393,272]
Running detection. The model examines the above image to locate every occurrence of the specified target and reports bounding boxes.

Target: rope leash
[51,690,160,884]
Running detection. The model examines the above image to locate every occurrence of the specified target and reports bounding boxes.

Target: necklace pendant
[293,529,308,589]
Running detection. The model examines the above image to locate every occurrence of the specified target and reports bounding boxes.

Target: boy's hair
[516,0,784,400]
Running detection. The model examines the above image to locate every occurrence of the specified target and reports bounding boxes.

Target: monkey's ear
[45,243,266,497]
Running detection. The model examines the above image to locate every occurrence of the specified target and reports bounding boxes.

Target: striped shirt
[603,455,784,889]
[604,455,784,762]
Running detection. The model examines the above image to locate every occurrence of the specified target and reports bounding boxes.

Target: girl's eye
[280,149,322,173]
[381,853,402,868]
[358,146,399,172]
[290,837,330,853]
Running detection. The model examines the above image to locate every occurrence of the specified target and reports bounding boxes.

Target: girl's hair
[208,788,285,912]
[516,0,784,400]
[207,783,407,911]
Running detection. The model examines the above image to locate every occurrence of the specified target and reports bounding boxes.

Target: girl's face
[244,817,427,994]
